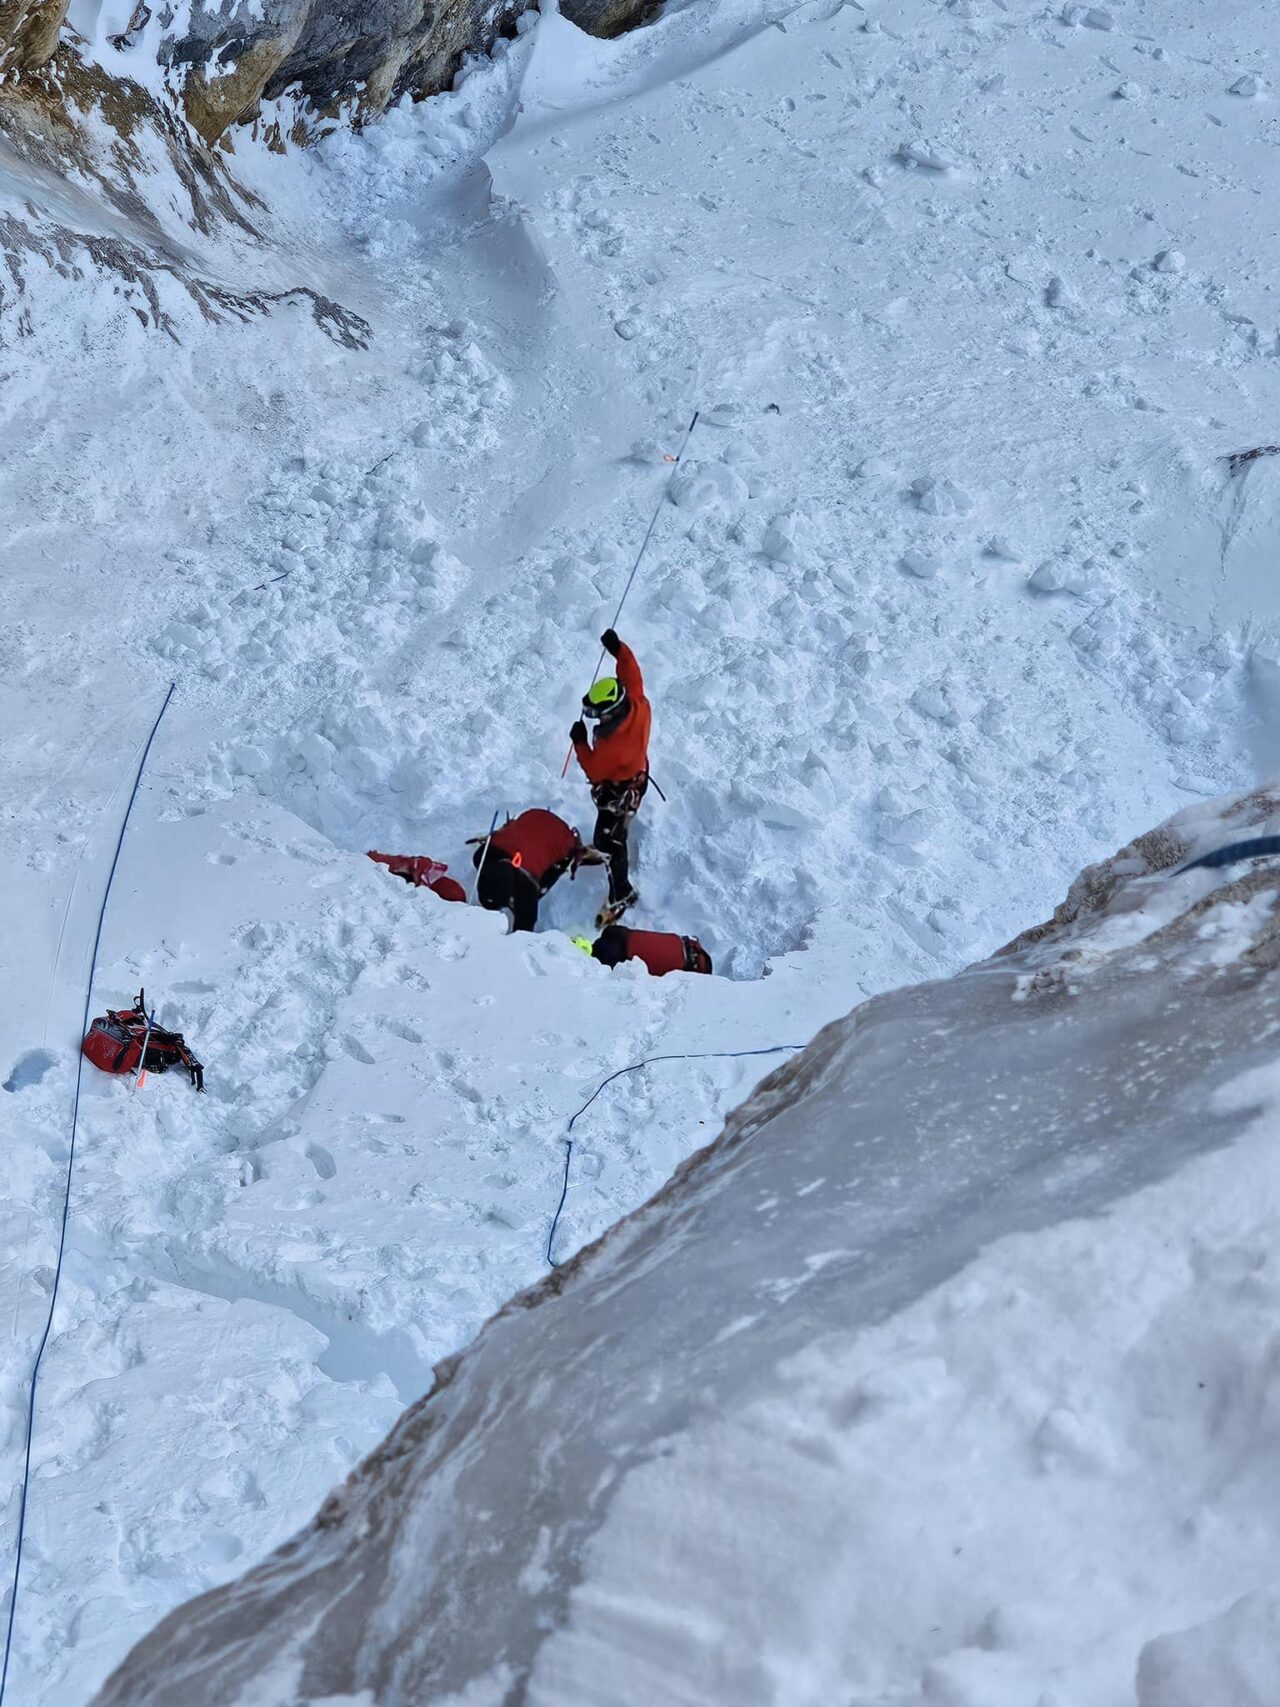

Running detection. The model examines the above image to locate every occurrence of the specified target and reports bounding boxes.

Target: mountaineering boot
[596,887,639,929]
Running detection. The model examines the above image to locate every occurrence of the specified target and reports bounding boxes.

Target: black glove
[600,628,621,657]
[570,719,588,745]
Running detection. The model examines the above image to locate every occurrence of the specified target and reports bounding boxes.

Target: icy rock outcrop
[0,48,372,341]
[4,0,655,144]
[0,0,63,70]
[94,783,1280,1706]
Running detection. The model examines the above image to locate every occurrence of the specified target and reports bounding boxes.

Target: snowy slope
[94,779,1280,1707]
[3,0,1280,1698]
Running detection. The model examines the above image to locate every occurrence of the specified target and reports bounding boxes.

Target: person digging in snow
[570,628,651,928]
[580,924,713,976]
[470,808,597,933]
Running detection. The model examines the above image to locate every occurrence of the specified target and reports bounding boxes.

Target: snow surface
[93,779,1280,1707]
[2,0,1280,1697]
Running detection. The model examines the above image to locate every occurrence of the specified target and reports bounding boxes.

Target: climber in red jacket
[471,808,590,932]
[570,629,652,927]
[590,924,713,977]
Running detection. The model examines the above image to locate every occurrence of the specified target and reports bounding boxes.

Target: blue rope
[0,681,175,1704]
[546,1043,803,1267]
[1179,835,1280,874]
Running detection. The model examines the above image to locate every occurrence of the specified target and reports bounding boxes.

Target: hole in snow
[233,755,781,980]
[4,1048,58,1093]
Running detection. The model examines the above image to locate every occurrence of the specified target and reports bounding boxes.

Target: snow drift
[94,781,1280,1706]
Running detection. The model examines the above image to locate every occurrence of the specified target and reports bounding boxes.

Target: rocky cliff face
[3,0,656,146]
[0,43,373,343]
[0,0,655,340]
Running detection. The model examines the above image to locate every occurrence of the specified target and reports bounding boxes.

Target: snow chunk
[231,744,271,777]
[629,438,668,464]
[762,512,800,563]
[1228,74,1266,98]
[900,548,939,579]
[670,460,750,511]
[896,141,960,173]
[911,476,974,516]
[910,681,964,724]
[1153,249,1186,274]
[876,782,931,846]
[984,535,1022,562]
[1028,559,1093,596]
[1045,275,1080,310]
[1060,1,1114,23]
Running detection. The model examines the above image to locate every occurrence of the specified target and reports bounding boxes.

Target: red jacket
[489,810,579,881]
[615,929,688,977]
[368,852,466,903]
[573,642,651,785]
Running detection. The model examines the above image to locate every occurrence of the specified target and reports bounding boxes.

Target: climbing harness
[561,409,700,777]
[0,681,176,1706]
[545,1042,803,1267]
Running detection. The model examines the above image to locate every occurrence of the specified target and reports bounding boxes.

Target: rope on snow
[560,409,700,777]
[0,681,176,1706]
[1227,445,1280,478]
[1178,835,1280,874]
[545,1042,804,1267]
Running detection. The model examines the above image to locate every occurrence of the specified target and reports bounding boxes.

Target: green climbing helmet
[582,676,627,720]
[571,935,595,955]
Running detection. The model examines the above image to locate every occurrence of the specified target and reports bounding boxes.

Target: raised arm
[602,629,643,700]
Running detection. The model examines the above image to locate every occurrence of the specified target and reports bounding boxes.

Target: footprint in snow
[307,1144,337,1180]
[379,1016,426,1045]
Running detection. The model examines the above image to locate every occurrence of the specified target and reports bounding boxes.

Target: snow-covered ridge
[93,779,1280,1705]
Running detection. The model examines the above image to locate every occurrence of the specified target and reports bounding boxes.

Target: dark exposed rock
[0,0,66,72]
[0,49,264,240]
[0,51,369,343]
[3,0,660,146]
[169,0,658,144]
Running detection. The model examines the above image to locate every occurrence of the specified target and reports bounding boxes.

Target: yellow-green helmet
[571,935,595,955]
[582,677,627,722]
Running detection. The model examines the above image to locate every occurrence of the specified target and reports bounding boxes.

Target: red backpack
[82,989,205,1090]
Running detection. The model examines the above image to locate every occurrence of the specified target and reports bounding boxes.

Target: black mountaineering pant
[591,774,649,903]
[475,851,576,931]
